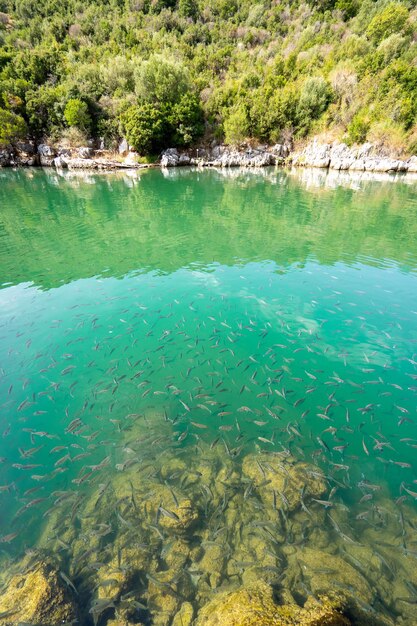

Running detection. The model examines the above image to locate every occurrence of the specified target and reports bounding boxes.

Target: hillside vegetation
[1,0,417,154]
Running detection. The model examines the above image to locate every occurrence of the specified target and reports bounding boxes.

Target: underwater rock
[163,538,191,571]
[0,560,77,625]
[195,581,279,626]
[242,453,327,511]
[286,546,373,604]
[159,498,199,536]
[96,565,133,601]
[146,569,183,626]
[197,542,226,589]
[160,457,188,480]
[283,547,395,625]
[195,581,351,626]
[172,601,194,626]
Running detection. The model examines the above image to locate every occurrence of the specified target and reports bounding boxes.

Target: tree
[366,3,409,44]
[178,0,198,19]
[121,103,168,153]
[346,112,370,144]
[64,99,91,132]
[0,109,26,146]
[134,55,190,105]
[297,76,332,134]
[26,84,67,137]
[223,104,250,144]
[169,93,204,145]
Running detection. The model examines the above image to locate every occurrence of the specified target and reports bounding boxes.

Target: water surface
[1,167,417,625]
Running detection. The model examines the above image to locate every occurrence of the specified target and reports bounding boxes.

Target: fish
[0,531,19,543]
[89,599,115,626]
[158,506,180,521]
[60,571,78,594]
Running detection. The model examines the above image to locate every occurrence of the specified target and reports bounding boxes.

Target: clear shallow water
[1,167,417,624]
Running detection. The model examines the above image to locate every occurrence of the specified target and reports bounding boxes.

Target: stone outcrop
[2,137,417,173]
[195,581,350,626]
[38,143,56,166]
[53,154,148,170]
[160,144,286,167]
[291,140,413,173]
[0,142,37,166]
[0,560,77,625]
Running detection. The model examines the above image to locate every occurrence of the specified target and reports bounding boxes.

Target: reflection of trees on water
[0,167,416,290]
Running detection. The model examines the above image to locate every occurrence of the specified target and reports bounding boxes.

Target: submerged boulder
[159,498,199,536]
[172,601,194,626]
[195,581,350,626]
[0,560,77,625]
[242,453,327,511]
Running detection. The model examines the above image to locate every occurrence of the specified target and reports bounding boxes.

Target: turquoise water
[1,167,417,624]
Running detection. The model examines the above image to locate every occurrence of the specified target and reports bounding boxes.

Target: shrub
[367,119,406,156]
[134,54,190,105]
[377,33,407,64]
[366,3,409,44]
[346,112,370,144]
[26,84,67,137]
[223,104,250,144]
[121,103,168,153]
[250,86,298,142]
[64,98,91,131]
[178,0,198,19]
[0,108,26,146]
[169,93,204,146]
[335,0,358,20]
[297,76,332,134]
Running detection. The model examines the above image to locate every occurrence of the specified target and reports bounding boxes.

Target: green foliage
[366,2,409,43]
[335,0,358,20]
[168,93,204,145]
[178,0,198,19]
[347,112,370,144]
[297,77,333,135]
[135,55,190,105]
[0,0,415,152]
[64,98,91,131]
[0,108,26,145]
[121,94,204,153]
[25,84,66,137]
[121,103,168,153]
[250,86,298,143]
[223,104,250,144]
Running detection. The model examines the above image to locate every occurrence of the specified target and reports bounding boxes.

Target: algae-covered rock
[242,453,327,511]
[146,570,182,626]
[0,560,77,625]
[96,565,132,601]
[197,542,226,589]
[194,581,281,626]
[163,538,191,573]
[279,595,351,625]
[195,581,350,626]
[287,547,373,606]
[159,498,199,536]
[172,601,194,626]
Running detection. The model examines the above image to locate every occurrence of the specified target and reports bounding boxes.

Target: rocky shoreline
[2,139,417,174]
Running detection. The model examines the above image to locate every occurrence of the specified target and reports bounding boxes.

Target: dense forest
[1,0,417,155]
